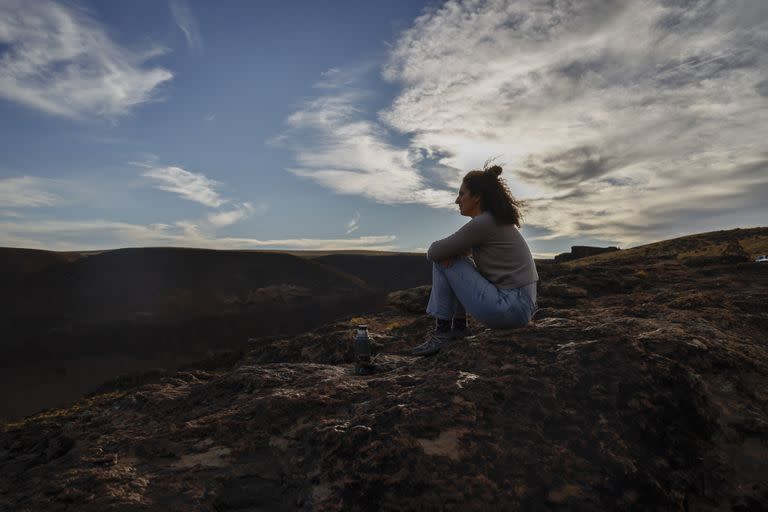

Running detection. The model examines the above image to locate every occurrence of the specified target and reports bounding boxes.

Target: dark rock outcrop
[555,246,620,263]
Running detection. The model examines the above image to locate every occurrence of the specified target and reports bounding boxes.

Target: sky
[0,0,766,257]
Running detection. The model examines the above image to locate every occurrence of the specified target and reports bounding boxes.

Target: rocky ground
[1,234,768,511]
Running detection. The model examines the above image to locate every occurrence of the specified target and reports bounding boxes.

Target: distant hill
[0,247,432,348]
[310,253,432,291]
[2,248,369,325]
[0,247,432,418]
[0,247,84,275]
[563,227,768,267]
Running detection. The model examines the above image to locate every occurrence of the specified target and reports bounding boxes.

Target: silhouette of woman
[412,163,539,356]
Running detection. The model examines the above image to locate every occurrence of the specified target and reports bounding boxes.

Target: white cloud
[0,217,397,251]
[278,75,457,208]
[233,235,396,251]
[346,211,360,234]
[277,0,767,247]
[377,0,768,245]
[0,0,173,118]
[140,165,226,208]
[170,0,202,50]
[172,220,202,239]
[0,176,62,207]
[314,66,357,89]
[207,202,267,228]
[137,161,267,232]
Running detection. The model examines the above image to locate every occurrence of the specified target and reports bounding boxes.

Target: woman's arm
[435,248,471,268]
[427,214,490,262]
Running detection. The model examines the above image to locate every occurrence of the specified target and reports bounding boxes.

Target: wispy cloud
[314,67,355,89]
[0,176,62,207]
[377,0,768,245]
[140,164,226,208]
[169,0,202,50]
[207,202,268,228]
[137,161,268,233]
[0,0,173,118]
[277,70,457,208]
[278,0,767,247]
[346,211,360,234]
[0,217,397,251]
[204,113,216,121]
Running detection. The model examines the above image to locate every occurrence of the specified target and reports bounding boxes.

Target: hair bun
[486,165,503,177]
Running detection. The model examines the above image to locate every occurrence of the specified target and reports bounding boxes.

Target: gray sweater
[427,211,539,291]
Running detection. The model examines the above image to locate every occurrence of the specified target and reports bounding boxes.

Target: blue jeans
[426,257,537,329]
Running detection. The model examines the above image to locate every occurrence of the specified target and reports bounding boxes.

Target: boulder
[554,245,620,263]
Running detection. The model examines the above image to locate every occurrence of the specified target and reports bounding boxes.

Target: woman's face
[455,183,481,217]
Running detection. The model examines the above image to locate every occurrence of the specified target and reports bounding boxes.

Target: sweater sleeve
[426,214,492,262]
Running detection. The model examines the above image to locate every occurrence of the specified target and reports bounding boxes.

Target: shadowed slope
[2,247,369,325]
[0,248,431,420]
[2,229,766,510]
[309,253,432,291]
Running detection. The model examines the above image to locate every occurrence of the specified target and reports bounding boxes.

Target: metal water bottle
[354,325,374,375]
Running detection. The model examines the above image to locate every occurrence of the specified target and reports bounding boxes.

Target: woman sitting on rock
[412,163,538,356]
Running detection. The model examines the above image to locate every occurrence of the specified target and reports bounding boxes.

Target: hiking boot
[411,329,456,356]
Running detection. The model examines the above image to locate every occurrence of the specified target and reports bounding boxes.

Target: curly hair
[462,162,525,227]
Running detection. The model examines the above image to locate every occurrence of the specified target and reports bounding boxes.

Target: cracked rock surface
[2,237,768,511]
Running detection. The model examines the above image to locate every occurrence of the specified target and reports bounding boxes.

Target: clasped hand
[439,249,471,268]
